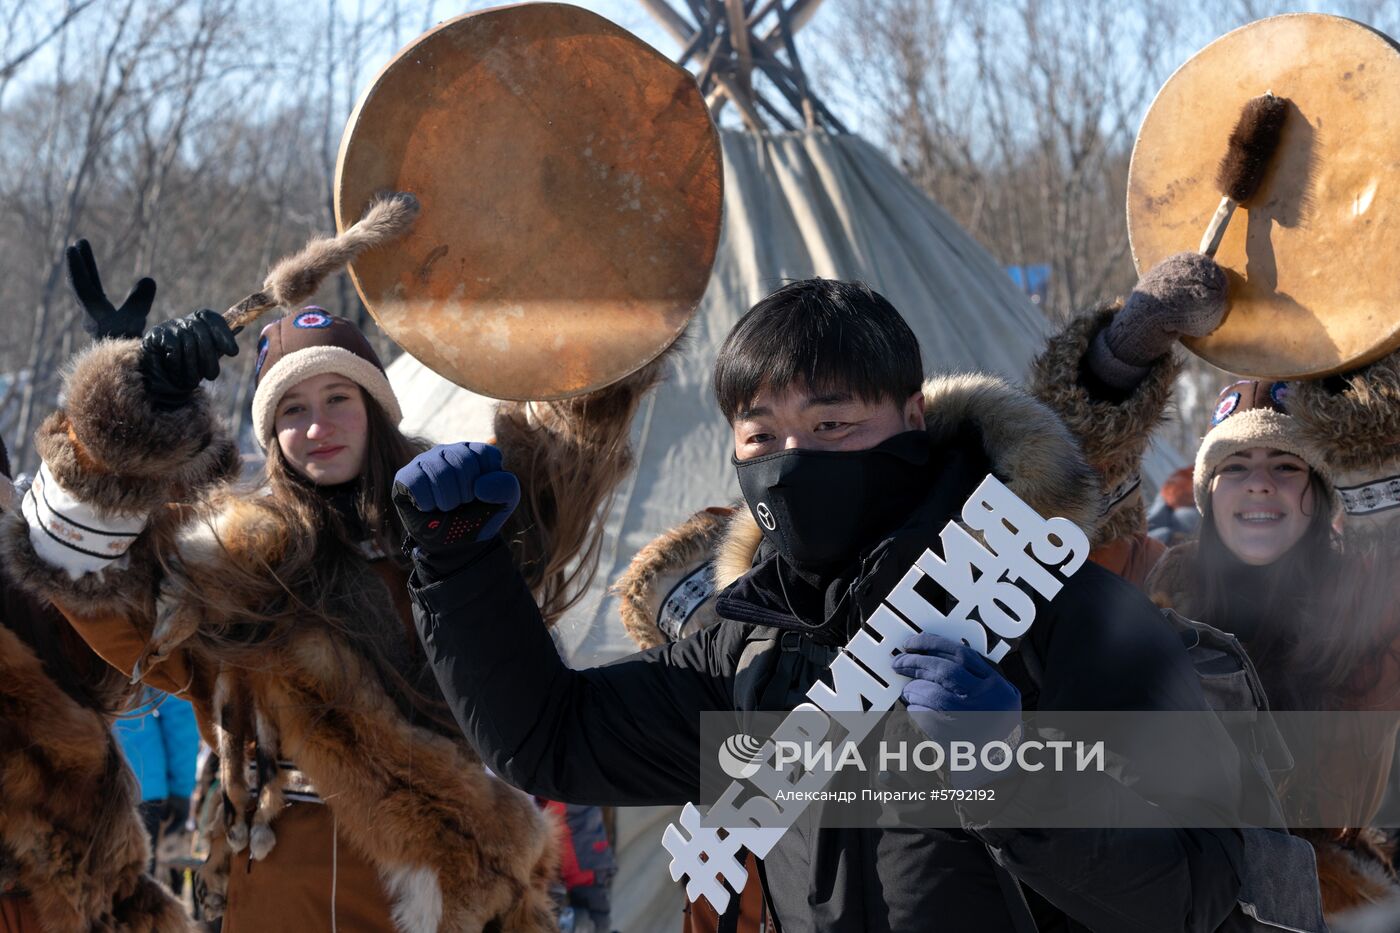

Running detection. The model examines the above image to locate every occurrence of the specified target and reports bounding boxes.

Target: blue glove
[392,443,520,565]
[891,633,1022,788]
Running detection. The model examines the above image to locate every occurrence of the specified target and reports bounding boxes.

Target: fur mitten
[1087,252,1227,390]
[1289,347,1400,550]
[1030,304,1180,548]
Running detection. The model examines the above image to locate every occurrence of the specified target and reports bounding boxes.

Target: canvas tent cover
[387,128,1182,929]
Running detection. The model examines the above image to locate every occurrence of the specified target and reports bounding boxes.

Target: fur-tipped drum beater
[1128,13,1400,379]
[334,3,723,400]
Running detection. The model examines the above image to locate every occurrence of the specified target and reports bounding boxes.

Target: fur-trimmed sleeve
[494,349,672,624]
[1028,303,1181,548]
[1289,347,1400,553]
[611,506,732,648]
[0,339,238,693]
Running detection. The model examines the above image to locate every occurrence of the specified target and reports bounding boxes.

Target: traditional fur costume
[1,328,663,932]
[1028,302,1177,575]
[1035,302,1400,917]
[0,596,191,933]
[1,422,190,933]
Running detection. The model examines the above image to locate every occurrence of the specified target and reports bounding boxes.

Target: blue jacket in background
[113,690,200,802]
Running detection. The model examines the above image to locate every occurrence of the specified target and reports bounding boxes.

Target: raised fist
[392,442,520,560]
[1090,252,1228,389]
[138,309,240,411]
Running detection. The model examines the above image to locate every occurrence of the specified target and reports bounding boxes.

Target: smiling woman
[1208,447,1319,566]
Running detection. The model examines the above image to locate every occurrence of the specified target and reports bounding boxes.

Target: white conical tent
[390,129,1179,671]
[387,127,1182,929]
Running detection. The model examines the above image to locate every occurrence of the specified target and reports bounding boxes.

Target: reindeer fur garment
[0,340,558,933]
[623,373,1102,616]
[0,621,191,933]
[1029,304,1180,549]
[1290,347,1400,553]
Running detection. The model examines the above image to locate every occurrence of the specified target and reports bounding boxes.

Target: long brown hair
[1195,470,1389,708]
[180,389,458,733]
[494,352,668,625]
[263,388,423,563]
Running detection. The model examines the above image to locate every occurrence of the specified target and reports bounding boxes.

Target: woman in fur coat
[2,435,192,933]
[1028,251,1400,917]
[1,298,661,933]
[1,244,195,933]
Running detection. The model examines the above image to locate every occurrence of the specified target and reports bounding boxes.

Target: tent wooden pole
[750,35,845,132]
[753,88,799,131]
[725,0,754,95]
[759,0,824,43]
[636,0,695,45]
[775,1,815,129]
[709,75,767,131]
[694,32,728,90]
[746,0,781,28]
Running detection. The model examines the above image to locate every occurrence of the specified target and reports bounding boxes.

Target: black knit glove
[65,239,156,341]
[138,310,240,411]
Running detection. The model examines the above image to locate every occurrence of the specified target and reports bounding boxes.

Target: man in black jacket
[395,279,1247,932]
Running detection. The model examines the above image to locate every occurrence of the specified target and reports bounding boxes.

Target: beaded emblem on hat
[293,307,333,328]
[1211,379,1288,426]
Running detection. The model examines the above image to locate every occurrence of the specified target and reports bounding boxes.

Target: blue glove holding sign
[392,443,520,566]
[892,633,1022,788]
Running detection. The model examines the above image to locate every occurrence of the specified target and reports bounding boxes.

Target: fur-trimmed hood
[714,373,1101,588]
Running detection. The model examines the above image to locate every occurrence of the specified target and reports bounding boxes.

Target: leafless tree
[0,0,454,471]
[821,0,1400,454]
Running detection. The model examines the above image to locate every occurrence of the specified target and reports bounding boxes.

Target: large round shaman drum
[1128,13,1400,378]
[335,3,723,399]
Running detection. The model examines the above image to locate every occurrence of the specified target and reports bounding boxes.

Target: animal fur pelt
[705,373,1102,590]
[1290,348,1400,474]
[0,338,571,932]
[0,320,691,930]
[225,192,420,329]
[612,507,731,649]
[263,193,419,311]
[0,621,192,933]
[1028,303,1181,548]
[1289,347,1400,553]
[1300,828,1400,919]
[36,340,240,518]
[1144,540,1199,617]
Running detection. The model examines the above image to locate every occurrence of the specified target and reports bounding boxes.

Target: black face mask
[733,430,932,570]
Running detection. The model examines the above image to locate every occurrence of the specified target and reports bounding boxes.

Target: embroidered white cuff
[1338,474,1400,517]
[21,462,149,578]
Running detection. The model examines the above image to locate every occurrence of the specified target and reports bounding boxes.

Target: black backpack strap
[986,846,1040,933]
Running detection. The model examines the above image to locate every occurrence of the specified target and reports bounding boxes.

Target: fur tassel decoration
[223,191,420,329]
[1200,92,1289,256]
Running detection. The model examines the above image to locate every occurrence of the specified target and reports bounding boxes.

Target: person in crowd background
[1030,250,1400,917]
[113,688,201,891]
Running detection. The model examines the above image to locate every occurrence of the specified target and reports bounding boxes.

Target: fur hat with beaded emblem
[1192,379,1337,518]
[249,308,401,448]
